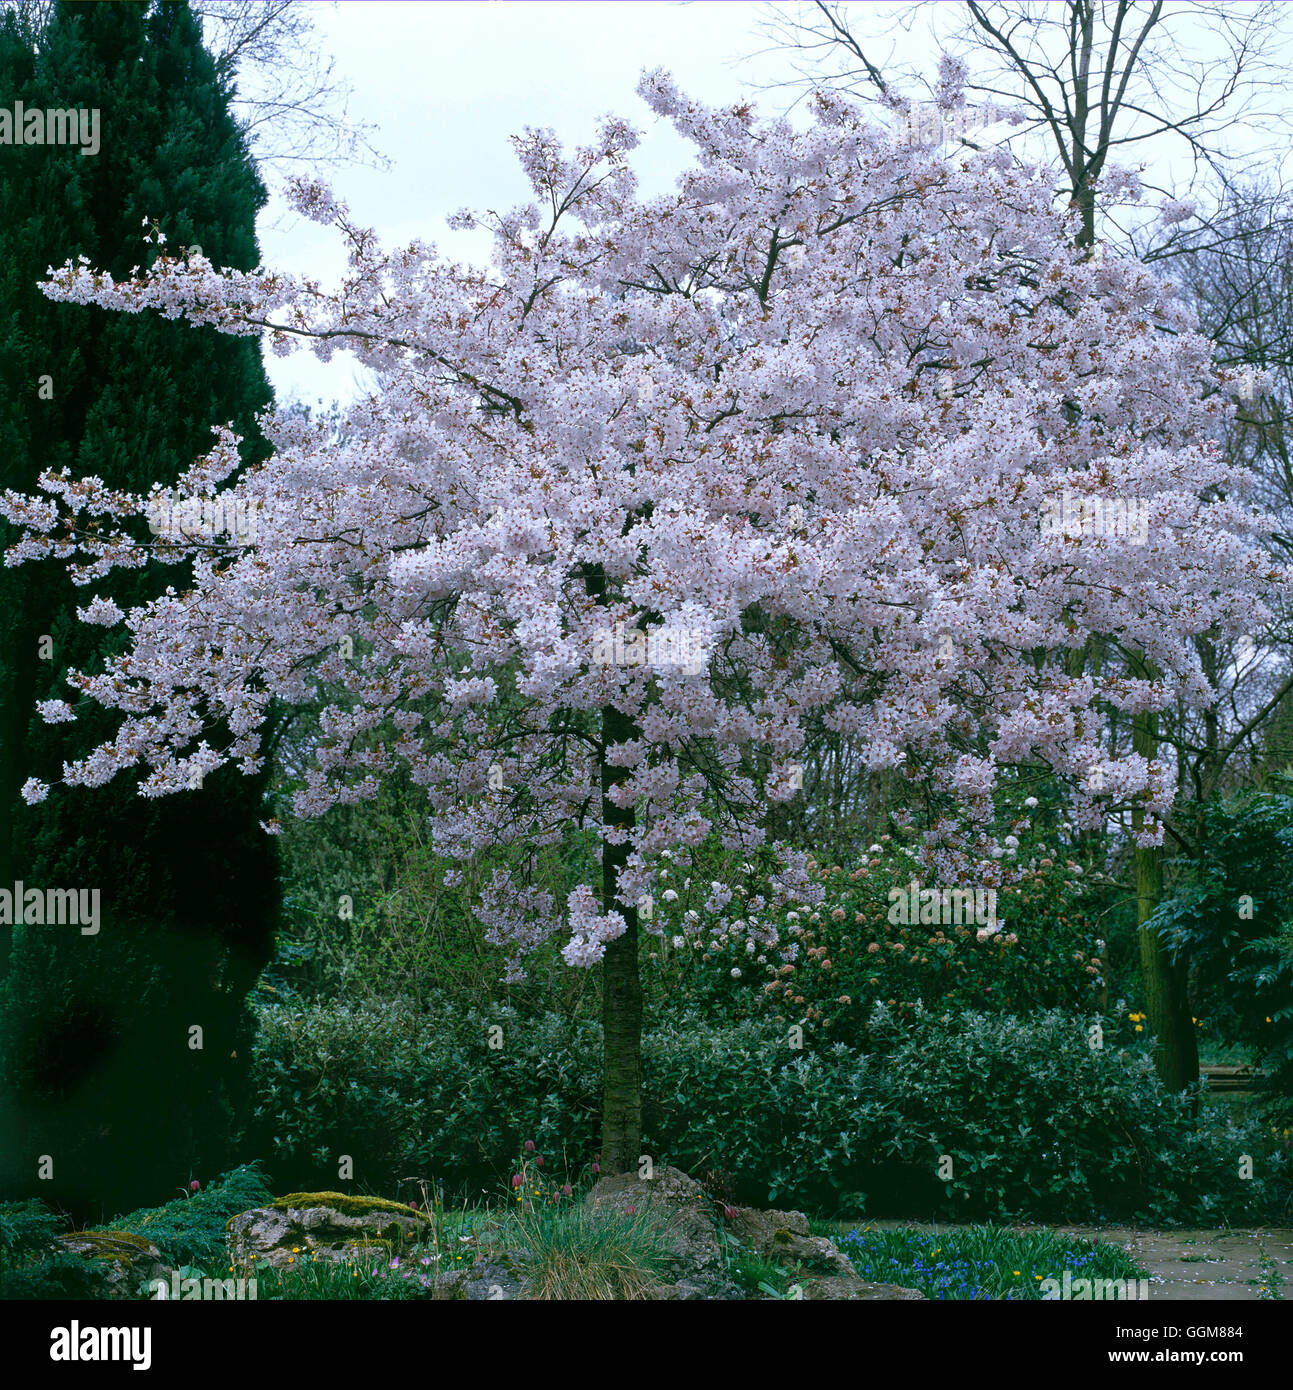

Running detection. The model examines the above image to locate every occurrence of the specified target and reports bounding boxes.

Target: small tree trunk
[599,702,642,1175]
[1132,699,1198,1092]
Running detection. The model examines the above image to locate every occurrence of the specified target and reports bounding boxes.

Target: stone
[725,1205,924,1299]
[726,1205,855,1276]
[798,1274,926,1301]
[57,1230,169,1299]
[225,1191,432,1270]
[585,1165,740,1300]
[433,1256,528,1300]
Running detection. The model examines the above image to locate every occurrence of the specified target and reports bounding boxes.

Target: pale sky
[254,0,809,406]
[245,0,1291,408]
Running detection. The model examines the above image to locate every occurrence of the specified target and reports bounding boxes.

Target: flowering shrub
[507,1145,584,1214]
[641,830,1103,1045]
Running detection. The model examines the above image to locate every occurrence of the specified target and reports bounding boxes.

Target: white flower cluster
[6,74,1279,978]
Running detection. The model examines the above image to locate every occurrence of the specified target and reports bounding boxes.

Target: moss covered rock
[724,1206,924,1299]
[225,1193,431,1270]
[57,1230,169,1299]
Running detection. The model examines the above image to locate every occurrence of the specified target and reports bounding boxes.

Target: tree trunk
[599,702,642,1175]
[1132,698,1198,1092]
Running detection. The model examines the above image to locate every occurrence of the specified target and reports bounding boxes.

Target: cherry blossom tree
[2,72,1280,1171]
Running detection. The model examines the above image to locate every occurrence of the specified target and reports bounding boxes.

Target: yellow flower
[1012,1271,1021,1277]
[1135,1024,1143,1032]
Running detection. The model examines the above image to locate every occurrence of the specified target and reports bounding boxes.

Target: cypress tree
[0,0,278,1219]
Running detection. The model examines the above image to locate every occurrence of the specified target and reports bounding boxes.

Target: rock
[585,1165,739,1300]
[726,1206,855,1276]
[798,1274,926,1301]
[433,1256,528,1300]
[226,1191,432,1270]
[581,1169,922,1300]
[57,1230,170,1299]
[725,1205,924,1300]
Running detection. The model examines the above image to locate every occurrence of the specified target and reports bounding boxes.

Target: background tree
[757,0,1293,1090]
[0,0,381,173]
[0,0,277,1218]
[192,0,382,172]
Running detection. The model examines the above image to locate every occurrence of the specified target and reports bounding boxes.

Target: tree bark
[599,702,642,1175]
[1132,697,1198,1092]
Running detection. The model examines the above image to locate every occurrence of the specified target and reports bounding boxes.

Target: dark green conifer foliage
[0,0,278,1218]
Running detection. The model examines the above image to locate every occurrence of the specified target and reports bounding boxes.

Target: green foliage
[269,767,599,1017]
[0,1199,85,1299]
[1154,786,1293,1108]
[718,1227,799,1298]
[103,1164,272,1268]
[639,833,1103,1046]
[0,1165,273,1299]
[0,0,278,1217]
[243,998,602,1194]
[243,1253,438,1300]
[836,1223,1148,1300]
[859,1006,1289,1224]
[243,996,1292,1223]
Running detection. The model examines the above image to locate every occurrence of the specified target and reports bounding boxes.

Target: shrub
[1154,787,1293,1112]
[0,1199,87,1299]
[639,840,1104,1045]
[243,999,603,1195]
[241,996,1292,1224]
[858,1005,1291,1224]
[103,1164,273,1267]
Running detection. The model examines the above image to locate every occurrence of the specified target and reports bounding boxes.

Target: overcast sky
[243,0,1289,409]
[253,0,814,406]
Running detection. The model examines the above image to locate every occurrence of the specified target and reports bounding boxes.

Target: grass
[719,1228,803,1298]
[229,1250,439,1299]
[1253,1236,1285,1301]
[834,1223,1149,1300]
[505,1202,671,1300]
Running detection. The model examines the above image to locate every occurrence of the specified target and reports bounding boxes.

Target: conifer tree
[0,0,278,1217]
